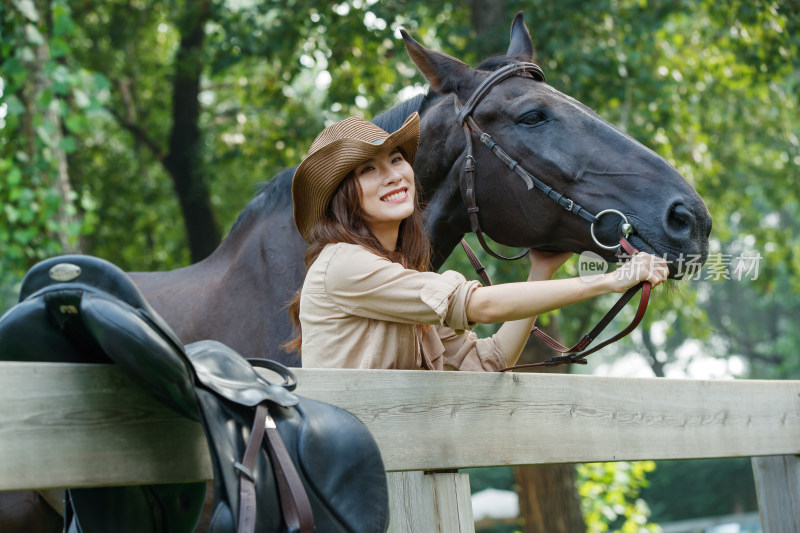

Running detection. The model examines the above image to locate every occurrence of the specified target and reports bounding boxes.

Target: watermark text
[577,252,763,282]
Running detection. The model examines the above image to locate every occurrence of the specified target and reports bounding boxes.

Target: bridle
[453,62,652,369]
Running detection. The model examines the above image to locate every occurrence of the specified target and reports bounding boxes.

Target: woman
[287,112,668,370]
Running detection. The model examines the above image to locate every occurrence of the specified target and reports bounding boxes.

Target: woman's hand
[607,252,669,292]
[527,250,573,281]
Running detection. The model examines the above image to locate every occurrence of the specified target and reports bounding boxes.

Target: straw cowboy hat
[292,112,420,242]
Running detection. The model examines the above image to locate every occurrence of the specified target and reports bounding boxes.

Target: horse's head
[403,12,711,276]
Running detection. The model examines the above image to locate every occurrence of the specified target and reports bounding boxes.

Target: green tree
[0,0,100,308]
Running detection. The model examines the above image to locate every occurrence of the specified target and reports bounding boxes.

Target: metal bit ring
[590,209,631,250]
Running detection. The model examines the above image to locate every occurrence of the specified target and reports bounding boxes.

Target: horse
[129,11,711,369]
[1,12,711,532]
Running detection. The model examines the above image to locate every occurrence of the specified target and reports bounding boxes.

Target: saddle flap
[80,293,201,421]
[185,341,299,408]
[0,295,108,364]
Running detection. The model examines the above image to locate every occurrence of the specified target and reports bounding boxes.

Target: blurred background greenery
[1,1,797,531]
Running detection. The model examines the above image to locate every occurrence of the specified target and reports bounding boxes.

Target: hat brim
[292,112,420,242]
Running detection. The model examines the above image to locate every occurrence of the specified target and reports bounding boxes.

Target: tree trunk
[515,460,585,533]
[163,2,220,263]
[513,319,586,533]
[30,0,81,254]
[469,0,509,58]
[641,327,666,377]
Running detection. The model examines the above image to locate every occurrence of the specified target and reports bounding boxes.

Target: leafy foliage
[578,461,660,533]
[0,0,100,307]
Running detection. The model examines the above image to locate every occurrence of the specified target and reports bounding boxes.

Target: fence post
[386,471,474,533]
[752,455,800,532]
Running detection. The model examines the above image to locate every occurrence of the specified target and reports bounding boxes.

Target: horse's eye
[518,111,546,126]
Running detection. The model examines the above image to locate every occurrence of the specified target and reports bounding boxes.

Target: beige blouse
[299,243,506,371]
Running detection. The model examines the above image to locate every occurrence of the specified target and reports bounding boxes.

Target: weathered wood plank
[386,471,436,533]
[430,472,474,532]
[0,362,211,491]
[385,471,474,533]
[292,368,800,470]
[752,455,800,532]
[1,362,799,490]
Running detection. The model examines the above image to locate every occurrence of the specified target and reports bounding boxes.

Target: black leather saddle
[0,255,389,532]
[0,255,206,531]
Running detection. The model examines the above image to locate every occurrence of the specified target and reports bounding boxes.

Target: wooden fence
[1,362,798,532]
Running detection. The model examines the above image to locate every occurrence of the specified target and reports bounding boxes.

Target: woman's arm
[471,251,669,367]
[468,251,668,324]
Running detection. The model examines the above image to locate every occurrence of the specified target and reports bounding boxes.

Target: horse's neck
[423,171,468,270]
[416,98,471,270]
[131,172,303,336]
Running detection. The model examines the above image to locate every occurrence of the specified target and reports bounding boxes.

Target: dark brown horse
[2,12,711,532]
[130,12,711,369]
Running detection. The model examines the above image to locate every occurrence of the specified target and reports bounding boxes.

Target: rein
[453,62,652,369]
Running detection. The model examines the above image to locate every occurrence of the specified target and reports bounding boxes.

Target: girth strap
[237,405,265,533]
[237,403,314,533]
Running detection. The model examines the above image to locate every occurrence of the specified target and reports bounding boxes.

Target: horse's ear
[506,11,534,61]
[401,29,479,100]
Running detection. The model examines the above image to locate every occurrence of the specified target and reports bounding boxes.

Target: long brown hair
[283,169,431,355]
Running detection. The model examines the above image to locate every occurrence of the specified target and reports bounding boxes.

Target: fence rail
[1,362,798,531]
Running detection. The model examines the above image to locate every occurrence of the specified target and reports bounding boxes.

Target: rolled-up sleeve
[323,244,481,331]
[418,270,480,332]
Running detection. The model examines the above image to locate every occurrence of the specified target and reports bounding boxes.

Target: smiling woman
[285,112,669,370]
[353,147,416,249]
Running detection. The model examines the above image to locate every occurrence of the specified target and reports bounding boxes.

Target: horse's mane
[228,92,437,234]
[227,167,295,233]
[372,93,431,133]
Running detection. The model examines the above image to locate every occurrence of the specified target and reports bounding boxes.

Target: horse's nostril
[666,203,694,234]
